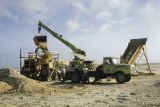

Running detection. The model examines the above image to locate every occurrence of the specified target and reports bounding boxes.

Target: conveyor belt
[121,38,147,64]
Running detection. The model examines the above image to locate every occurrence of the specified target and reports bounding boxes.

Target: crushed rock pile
[0,68,52,94]
[0,68,91,94]
[0,82,12,93]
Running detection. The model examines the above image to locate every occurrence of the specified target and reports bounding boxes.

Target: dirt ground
[0,65,160,107]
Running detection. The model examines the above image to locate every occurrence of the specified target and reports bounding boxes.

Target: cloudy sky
[0,0,160,68]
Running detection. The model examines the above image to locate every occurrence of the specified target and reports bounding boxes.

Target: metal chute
[33,35,48,50]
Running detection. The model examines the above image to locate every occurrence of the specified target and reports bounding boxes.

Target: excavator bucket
[33,36,48,50]
[121,38,147,64]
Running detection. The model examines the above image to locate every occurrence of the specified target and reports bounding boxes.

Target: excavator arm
[38,21,86,60]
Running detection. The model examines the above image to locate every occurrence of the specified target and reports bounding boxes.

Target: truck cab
[103,57,131,75]
[95,57,133,84]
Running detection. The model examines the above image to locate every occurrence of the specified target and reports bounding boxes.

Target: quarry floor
[0,65,160,107]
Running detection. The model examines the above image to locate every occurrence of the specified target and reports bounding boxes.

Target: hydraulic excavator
[38,21,96,83]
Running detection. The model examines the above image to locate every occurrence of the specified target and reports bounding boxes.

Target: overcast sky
[0,0,160,68]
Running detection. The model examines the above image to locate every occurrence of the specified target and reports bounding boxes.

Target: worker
[82,64,89,83]
[56,69,61,81]
[61,67,66,82]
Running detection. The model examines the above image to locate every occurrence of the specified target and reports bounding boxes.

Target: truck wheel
[125,75,131,82]
[71,73,80,83]
[51,71,57,80]
[82,74,89,83]
[115,72,126,84]
[93,65,103,83]
[39,69,48,81]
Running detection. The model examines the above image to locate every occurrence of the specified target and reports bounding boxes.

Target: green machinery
[38,21,97,83]
[94,57,133,84]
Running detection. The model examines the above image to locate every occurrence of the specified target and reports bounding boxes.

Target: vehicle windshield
[112,58,119,64]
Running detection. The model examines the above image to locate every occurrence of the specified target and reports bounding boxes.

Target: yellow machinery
[20,36,55,81]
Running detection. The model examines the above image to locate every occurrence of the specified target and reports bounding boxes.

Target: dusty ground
[0,65,160,107]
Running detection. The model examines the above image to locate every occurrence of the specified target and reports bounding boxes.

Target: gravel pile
[0,82,12,93]
[153,81,160,87]
[0,68,52,94]
[0,68,91,95]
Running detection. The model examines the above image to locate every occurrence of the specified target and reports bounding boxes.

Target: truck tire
[82,74,89,83]
[71,73,80,83]
[93,65,103,83]
[51,71,57,80]
[115,72,126,84]
[125,75,131,82]
[39,69,48,81]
